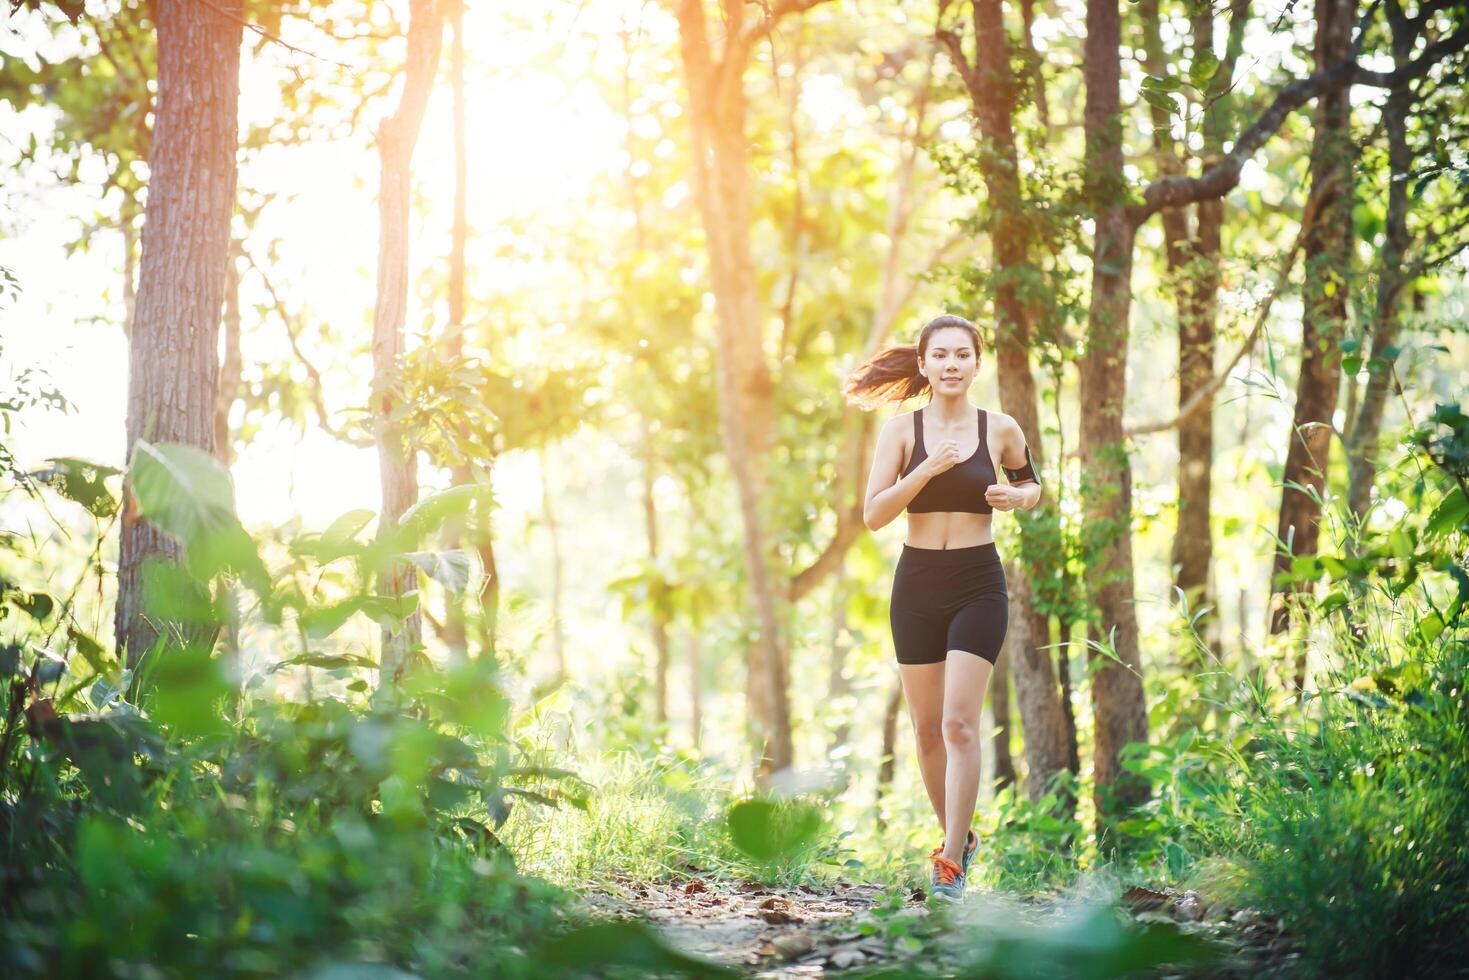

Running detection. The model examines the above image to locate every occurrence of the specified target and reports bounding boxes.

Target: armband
[1003,447,1040,485]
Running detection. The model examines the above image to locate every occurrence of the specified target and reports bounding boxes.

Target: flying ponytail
[841,314,982,410]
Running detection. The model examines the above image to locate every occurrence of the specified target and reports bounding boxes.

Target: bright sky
[0,0,648,532]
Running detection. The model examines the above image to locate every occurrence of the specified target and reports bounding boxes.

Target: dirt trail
[582,875,912,975]
[583,876,1302,978]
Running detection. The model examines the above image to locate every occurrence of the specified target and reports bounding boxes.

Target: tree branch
[241,248,373,447]
[1125,174,1339,437]
[1128,12,1468,224]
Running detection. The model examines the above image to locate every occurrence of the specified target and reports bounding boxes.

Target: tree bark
[874,677,904,832]
[540,448,567,681]
[442,0,486,664]
[1081,0,1150,838]
[991,602,1017,792]
[640,422,668,721]
[116,0,242,667]
[1346,2,1412,528]
[937,0,1076,808]
[619,25,671,723]
[372,0,443,692]
[827,563,854,757]
[1270,0,1358,692]
[676,0,808,777]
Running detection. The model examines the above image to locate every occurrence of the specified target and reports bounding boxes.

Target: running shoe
[929,851,966,904]
[960,828,978,877]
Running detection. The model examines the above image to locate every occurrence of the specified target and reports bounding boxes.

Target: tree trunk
[828,563,854,757]
[1140,0,1208,661]
[116,0,242,667]
[442,0,481,664]
[689,626,704,750]
[638,427,668,719]
[1270,0,1357,691]
[991,609,1017,793]
[619,30,671,723]
[215,245,242,468]
[676,0,796,777]
[372,0,443,692]
[942,0,1075,808]
[1346,5,1412,529]
[874,677,904,832]
[1081,0,1150,839]
[540,448,567,681]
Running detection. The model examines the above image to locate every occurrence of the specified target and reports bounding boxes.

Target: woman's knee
[941,714,977,749]
[914,721,945,752]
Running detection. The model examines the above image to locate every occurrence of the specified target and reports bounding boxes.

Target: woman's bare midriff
[905,511,994,550]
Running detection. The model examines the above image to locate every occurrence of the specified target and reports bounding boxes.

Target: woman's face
[919,327,978,393]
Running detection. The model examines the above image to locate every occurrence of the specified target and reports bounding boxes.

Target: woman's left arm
[984,415,1043,512]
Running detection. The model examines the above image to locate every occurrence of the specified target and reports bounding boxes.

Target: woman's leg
[940,649,994,863]
[939,587,1007,863]
[898,662,948,826]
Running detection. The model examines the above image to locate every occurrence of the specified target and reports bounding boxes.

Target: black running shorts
[889,541,1008,665]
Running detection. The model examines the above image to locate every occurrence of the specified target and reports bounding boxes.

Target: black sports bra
[902,407,997,514]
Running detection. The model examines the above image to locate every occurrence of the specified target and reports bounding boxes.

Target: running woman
[843,314,1042,903]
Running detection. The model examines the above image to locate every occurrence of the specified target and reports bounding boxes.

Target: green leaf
[1426,487,1467,537]
[35,456,120,518]
[1188,50,1219,89]
[292,508,377,562]
[397,484,495,541]
[299,597,369,639]
[271,652,378,672]
[144,644,231,739]
[1141,89,1177,115]
[13,590,54,621]
[129,441,267,587]
[727,798,823,864]
[534,921,735,977]
[404,549,475,594]
[141,559,219,624]
[1418,612,1446,645]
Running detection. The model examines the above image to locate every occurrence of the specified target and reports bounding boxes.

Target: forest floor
[580,872,1303,977]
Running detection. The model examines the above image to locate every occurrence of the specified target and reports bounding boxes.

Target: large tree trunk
[938,0,1076,808]
[676,0,799,777]
[618,26,671,723]
[1270,0,1357,690]
[116,0,243,667]
[372,0,443,691]
[1081,0,1150,840]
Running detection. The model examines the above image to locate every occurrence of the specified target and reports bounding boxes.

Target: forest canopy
[1,0,1466,976]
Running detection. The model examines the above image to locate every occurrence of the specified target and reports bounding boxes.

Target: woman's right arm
[863,416,932,531]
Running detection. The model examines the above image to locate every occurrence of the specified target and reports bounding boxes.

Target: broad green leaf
[36,456,120,518]
[727,798,823,863]
[1189,50,1219,89]
[129,441,267,587]
[397,484,495,541]
[405,549,475,594]
[141,558,218,625]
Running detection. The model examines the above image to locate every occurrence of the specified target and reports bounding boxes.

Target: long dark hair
[842,314,983,409]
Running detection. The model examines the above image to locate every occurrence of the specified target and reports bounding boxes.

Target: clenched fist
[984,484,1026,511]
[922,439,963,477]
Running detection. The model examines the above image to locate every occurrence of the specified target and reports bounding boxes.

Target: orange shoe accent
[930,851,963,886]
